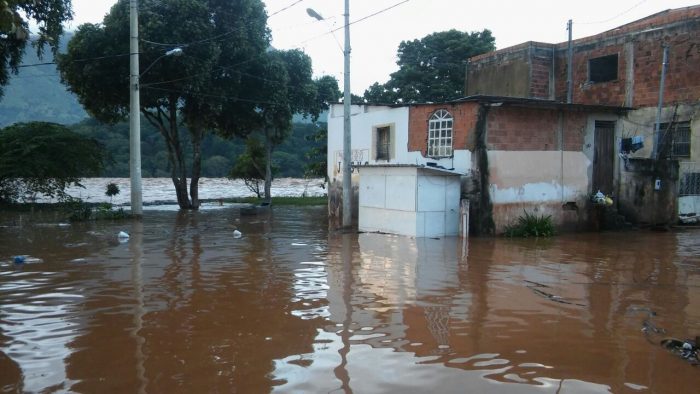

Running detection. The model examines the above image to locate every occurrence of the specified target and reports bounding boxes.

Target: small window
[428,109,453,157]
[588,54,618,83]
[376,126,390,160]
[657,121,691,158]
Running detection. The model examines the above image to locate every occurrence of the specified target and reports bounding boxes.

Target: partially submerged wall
[618,158,679,226]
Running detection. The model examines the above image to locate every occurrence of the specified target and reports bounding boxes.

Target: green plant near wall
[504,211,555,237]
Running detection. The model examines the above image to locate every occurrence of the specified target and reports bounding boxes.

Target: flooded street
[1,206,699,393]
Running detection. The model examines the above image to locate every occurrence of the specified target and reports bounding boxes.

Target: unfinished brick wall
[486,106,587,151]
[553,44,627,106]
[632,32,700,106]
[552,17,700,106]
[470,6,700,108]
[407,102,480,155]
[529,49,553,99]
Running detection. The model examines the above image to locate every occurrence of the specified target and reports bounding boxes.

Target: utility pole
[129,0,143,217]
[342,0,352,228]
[652,45,669,160]
[566,19,573,104]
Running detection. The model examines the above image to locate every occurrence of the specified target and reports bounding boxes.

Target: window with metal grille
[428,109,453,158]
[376,126,390,160]
[588,54,618,83]
[680,172,700,196]
[658,121,691,158]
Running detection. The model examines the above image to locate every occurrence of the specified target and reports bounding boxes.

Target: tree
[0,122,103,203]
[0,0,72,99]
[228,137,270,198]
[363,29,495,103]
[58,0,270,210]
[304,124,328,179]
[239,50,333,204]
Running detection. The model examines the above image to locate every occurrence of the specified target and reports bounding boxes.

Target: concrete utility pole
[652,45,669,160]
[129,0,143,216]
[342,0,352,228]
[566,19,573,104]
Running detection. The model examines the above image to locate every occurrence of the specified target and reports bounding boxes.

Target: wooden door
[593,121,615,195]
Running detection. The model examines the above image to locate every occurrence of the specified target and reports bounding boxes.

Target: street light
[129,0,182,217]
[308,2,352,228]
[129,0,142,217]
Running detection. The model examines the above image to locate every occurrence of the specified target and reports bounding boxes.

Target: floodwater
[1,206,699,393]
[35,177,327,205]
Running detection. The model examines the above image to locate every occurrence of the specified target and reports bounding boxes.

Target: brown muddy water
[1,206,699,393]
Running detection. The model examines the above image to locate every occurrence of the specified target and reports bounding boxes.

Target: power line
[142,85,279,106]
[17,52,133,68]
[578,0,648,25]
[268,0,305,18]
[301,0,411,44]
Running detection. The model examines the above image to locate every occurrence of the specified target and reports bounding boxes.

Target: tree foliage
[362,29,495,103]
[239,49,339,203]
[57,0,270,210]
[304,124,327,179]
[0,122,103,203]
[0,0,72,98]
[228,137,271,198]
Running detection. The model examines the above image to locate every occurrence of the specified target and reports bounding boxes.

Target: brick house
[467,5,700,225]
[328,5,699,234]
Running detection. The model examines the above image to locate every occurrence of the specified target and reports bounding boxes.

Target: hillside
[0,33,88,127]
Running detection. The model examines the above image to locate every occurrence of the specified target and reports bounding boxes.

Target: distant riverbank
[36,178,327,206]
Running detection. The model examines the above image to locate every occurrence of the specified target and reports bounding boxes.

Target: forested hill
[70,118,324,178]
[1,34,328,178]
[0,33,88,127]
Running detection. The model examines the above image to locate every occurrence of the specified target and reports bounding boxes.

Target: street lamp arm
[140,47,183,78]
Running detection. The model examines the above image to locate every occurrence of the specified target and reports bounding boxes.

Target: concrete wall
[327,105,408,221]
[487,151,591,232]
[466,42,555,99]
[618,159,679,225]
[358,166,461,237]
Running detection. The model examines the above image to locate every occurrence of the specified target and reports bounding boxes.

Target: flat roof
[356,164,465,176]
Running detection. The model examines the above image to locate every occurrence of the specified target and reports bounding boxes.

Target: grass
[503,211,555,238]
[219,196,327,206]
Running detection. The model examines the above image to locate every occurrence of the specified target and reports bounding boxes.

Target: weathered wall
[487,151,591,233]
[618,158,679,225]
[466,42,554,99]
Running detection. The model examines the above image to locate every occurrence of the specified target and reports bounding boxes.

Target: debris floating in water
[118,231,130,241]
[11,255,43,264]
[233,230,242,239]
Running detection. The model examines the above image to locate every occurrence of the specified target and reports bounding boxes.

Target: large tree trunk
[263,126,273,205]
[143,99,193,210]
[189,125,204,210]
[169,99,192,210]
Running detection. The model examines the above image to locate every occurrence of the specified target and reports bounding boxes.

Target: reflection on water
[1,207,699,393]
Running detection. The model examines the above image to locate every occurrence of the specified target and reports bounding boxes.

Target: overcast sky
[67,0,699,95]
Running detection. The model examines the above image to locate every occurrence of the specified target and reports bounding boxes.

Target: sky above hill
[67,0,699,95]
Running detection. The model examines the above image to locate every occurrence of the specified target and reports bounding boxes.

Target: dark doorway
[593,120,616,194]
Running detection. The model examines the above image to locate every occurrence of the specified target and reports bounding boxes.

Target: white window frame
[428,109,453,158]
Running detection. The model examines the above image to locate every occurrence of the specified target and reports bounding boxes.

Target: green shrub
[67,201,130,222]
[504,211,555,237]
